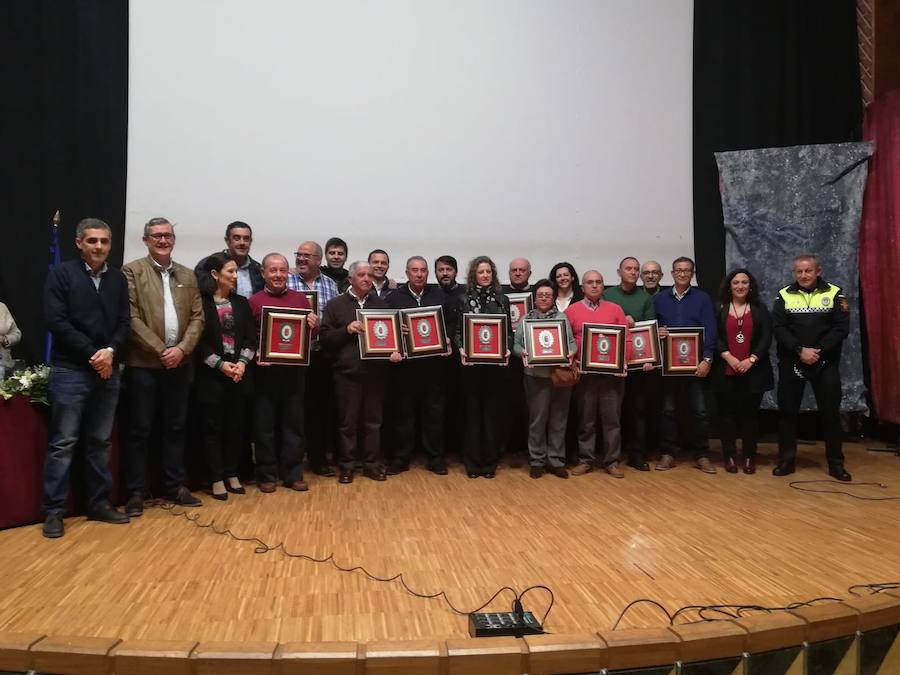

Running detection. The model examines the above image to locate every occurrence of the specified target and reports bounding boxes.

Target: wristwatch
[703,357,712,365]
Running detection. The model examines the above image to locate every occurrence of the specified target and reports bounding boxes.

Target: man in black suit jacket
[320,261,402,483]
[385,256,453,474]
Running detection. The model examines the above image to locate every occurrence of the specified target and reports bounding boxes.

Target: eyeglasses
[672,268,693,275]
[295,252,318,259]
[147,233,174,241]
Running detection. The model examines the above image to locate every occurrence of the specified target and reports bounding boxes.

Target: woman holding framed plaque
[548,262,583,312]
[711,269,773,475]
[513,279,578,479]
[196,253,255,499]
[454,256,512,478]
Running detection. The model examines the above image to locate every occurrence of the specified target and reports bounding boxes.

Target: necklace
[731,302,748,344]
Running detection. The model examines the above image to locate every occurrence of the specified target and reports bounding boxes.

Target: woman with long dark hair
[196,252,255,499]
[548,262,583,312]
[454,256,512,478]
[712,268,773,474]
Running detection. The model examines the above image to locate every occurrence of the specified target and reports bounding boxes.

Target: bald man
[640,260,666,297]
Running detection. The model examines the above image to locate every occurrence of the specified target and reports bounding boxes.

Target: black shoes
[429,463,449,475]
[87,503,129,524]
[225,483,246,495]
[772,462,795,476]
[42,514,64,538]
[125,493,145,517]
[529,466,545,479]
[467,472,479,479]
[828,465,852,482]
[168,486,202,507]
[385,463,409,476]
[312,464,336,477]
[363,466,387,481]
[338,471,353,484]
[211,492,228,501]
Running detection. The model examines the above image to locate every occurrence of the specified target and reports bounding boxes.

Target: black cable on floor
[148,499,555,625]
[788,479,900,500]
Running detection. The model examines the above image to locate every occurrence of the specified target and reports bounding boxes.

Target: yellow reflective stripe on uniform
[778,283,840,313]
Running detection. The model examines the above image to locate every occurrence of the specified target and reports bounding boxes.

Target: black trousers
[123,364,192,497]
[777,360,844,466]
[387,361,446,468]
[621,369,651,463]
[461,365,505,473]
[196,366,246,483]
[254,366,306,483]
[501,358,528,457]
[305,349,336,470]
[715,379,763,459]
[334,370,386,472]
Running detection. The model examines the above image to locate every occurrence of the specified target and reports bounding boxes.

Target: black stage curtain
[692,1,863,293]
[0,1,128,364]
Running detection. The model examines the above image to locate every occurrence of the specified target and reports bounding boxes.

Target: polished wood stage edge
[0,441,897,643]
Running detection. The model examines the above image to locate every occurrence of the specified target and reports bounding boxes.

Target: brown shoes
[743,458,756,474]
[529,467,544,479]
[604,463,624,478]
[655,454,675,471]
[570,463,593,476]
[259,482,277,493]
[695,457,717,474]
[724,457,738,473]
[289,480,309,492]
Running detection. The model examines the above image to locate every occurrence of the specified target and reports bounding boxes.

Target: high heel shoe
[211,491,228,501]
[724,457,738,473]
[225,484,246,495]
[743,457,756,475]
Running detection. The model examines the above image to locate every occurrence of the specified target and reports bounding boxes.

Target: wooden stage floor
[1,441,898,644]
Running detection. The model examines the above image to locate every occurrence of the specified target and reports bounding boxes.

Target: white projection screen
[126,0,694,284]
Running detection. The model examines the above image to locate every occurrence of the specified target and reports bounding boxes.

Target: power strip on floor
[468,611,544,637]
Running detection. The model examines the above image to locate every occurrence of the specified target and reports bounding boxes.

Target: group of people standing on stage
[36,216,852,539]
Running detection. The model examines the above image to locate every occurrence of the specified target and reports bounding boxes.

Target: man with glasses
[288,241,339,476]
[122,217,204,515]
[194,221,263,298]
[640,261,666,296]
[652,257,717,473]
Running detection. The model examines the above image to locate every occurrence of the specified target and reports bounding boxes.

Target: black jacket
[772,279,849,364]
[711,302,774,393]
[320,265,350,293]
[44,259,130,370]
[320,292,390,377]
[454,287,513,352]
[196,294,255,392]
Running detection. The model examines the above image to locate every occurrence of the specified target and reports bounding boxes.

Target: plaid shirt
[287,272,339,311]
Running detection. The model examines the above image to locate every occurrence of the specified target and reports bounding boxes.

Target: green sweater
[603,285,655,322]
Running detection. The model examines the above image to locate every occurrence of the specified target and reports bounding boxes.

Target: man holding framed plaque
[385,256,453,475]
[501,257,534,468]
[566,271,631,478]
[604,256,659,471]
[513,279,577,479]
[652,256,717,474]
[320,261,402,483]
[249,254,318,493]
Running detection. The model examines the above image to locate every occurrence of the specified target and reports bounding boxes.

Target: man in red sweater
[566,271,631,478]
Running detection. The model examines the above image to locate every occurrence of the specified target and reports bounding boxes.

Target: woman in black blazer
[712,269,774,474]
[196,253,255,499]
[455,256,512,479]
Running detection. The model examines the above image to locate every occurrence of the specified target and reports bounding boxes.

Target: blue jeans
[42,366,121,516]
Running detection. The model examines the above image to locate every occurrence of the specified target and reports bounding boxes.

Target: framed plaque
[523,319,570,366]
[627,319,661,369]
[462,313,508,365]
[258,306,312,365]
[299,289,318,314]
[356,309,402,359]
[506,292,533,331]
[580,323,626,374]
[400,305,448,359]
[661,327,704,375]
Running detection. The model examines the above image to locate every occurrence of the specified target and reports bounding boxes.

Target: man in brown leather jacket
[121,217,204,515]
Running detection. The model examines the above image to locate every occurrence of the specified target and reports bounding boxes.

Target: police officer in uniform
[772,254,851,481]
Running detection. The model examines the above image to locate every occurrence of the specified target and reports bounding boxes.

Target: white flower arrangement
[0,364,50,405]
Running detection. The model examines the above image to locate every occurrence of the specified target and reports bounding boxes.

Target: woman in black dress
[455,256,512,478]
[712,269,773,474]
[196,253,255,499]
